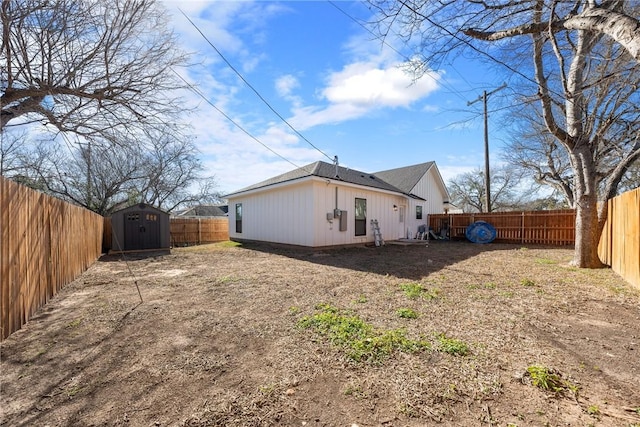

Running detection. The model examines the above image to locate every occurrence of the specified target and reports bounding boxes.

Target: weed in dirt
[297,304,430,363]
[217,275,240,284]
[66,386,85,398]
[399,282,439,300]
[396,308,418,319]
[525,365,578,395]
[586,405,600,416]
[520,278,536,287]
[65,318,82,328]
[535,258,558,265]
[288,306,300,315]
[258,383,277,395]
[436,333,469,356]
[344,384,365,398]
[354,294,367,304]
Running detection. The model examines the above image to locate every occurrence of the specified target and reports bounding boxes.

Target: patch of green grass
[396,308,418,319]
[399,283,439,300]
[499,291,515,298]
[216,275,240,284]
[520,278,536,287]
[535,258,557,265]
[587,405,600,416]
[65,319,82,328]
[258,383,276,395]
[354,294,367,304]
[526,365,578,395]
[467,282,497,292]
[437,333,469,356]
[297,304,430,363]
[344,384,365,398]
[66,385,85,397]
[288,306,300,315]
[217,241,242,248]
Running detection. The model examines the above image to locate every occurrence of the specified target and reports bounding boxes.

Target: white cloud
[275,74,299,98]
[323,62,440,107]
[286,60,441,130]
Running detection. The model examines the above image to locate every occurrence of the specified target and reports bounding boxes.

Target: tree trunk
[570,147,605,268]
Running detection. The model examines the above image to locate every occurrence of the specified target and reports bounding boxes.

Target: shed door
[124,211,160,250]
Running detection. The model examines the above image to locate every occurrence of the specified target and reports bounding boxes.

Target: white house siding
[311,180,406,247]
[405,167,447,238]
[227,181,315,246]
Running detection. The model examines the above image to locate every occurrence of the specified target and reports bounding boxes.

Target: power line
[392,0,573,105]
[172,69,312,174]
[178,8,334,163]
[327,0,472,105]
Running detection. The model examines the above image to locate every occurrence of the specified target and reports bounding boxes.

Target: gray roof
[226,161,407,196]
[373,162,435,194]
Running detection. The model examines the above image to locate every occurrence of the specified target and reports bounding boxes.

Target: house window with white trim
[416,205,423,220]
[235,203,242,233]
[355,198,366,236]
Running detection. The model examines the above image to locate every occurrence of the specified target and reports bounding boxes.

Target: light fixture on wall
[393,204,398,211]
[443,200,451,214]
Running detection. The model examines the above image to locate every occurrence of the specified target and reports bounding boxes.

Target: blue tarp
[466,221,497,244]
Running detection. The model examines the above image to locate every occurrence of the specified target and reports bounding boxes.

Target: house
[173,204,228,217]
[224,160,450,248]
[110,204,171,253]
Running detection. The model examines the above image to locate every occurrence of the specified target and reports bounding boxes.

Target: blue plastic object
[466,221,497,244]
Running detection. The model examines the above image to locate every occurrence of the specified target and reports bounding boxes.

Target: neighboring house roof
[225,161,408,197]
[174,205,228,217]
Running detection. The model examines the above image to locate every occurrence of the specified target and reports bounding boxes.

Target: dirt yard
[1,240,640,427]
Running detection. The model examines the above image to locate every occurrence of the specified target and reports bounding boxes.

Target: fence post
[521,211,525,244]
[198,218,202,245]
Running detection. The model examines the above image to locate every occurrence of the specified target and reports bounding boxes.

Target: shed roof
[111,203,168,216]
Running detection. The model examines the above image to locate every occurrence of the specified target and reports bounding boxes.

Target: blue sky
[164,0,513,195]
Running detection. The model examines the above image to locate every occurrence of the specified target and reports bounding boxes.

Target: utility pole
[468,83,507,213]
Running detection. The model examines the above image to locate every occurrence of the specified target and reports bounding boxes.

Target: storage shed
[110,204,171,253]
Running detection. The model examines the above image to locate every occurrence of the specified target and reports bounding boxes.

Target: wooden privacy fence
[1,177,104,340]
[170,218,229,246]
[598,187,640,289]
[429,209,576,246]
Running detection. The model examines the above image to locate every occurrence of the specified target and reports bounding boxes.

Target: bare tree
[367,0,640,267]
[10,131,219,215]
[1,0,188,140]
[448,166,534,213]
[135,130,222,212]
[0,130,27,174]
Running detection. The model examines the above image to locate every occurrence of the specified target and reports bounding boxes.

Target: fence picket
[1,177,104,340]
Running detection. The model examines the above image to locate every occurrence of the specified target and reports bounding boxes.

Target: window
[416,205,423,220]
[355,198,366,236]
[235,203,242,233]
